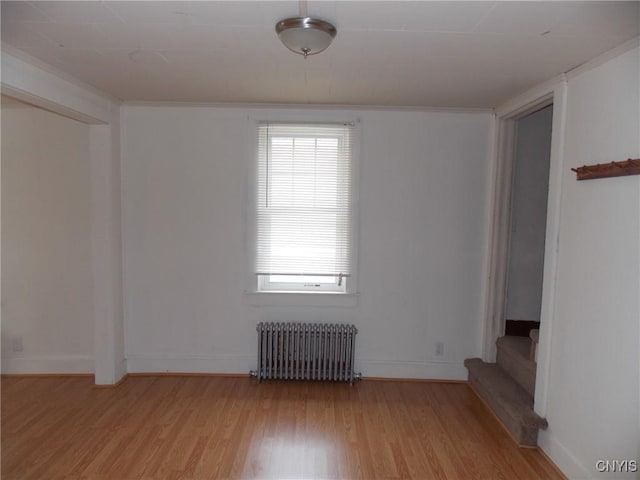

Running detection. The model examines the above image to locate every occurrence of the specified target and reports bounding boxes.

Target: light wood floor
[1,375,564,479]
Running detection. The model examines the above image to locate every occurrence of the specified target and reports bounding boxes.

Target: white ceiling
[2,1,639,108]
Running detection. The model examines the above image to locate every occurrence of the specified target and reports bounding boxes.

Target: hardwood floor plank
[1,376,566,479]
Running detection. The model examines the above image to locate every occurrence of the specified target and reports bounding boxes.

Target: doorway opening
[466,93,560,446]
[483,92,557,365]
[504,104,553,343]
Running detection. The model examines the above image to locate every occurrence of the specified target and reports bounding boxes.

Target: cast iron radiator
[250,322,361,385]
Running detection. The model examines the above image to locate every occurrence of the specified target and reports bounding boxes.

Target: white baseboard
[1,353,467,381]
[126,354,256,374]
[126,353,466,380]
[356,358,467,380]
[1,355,94,374]
[538,429,591,479]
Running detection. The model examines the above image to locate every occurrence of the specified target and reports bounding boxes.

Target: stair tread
[464,358,547,428]
[496,335,532,360]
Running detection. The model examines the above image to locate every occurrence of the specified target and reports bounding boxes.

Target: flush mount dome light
[276,17,337,58]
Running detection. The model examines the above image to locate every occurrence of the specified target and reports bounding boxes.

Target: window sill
[243,291,359,308]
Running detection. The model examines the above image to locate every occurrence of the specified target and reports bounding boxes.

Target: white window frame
[258,274,346,293]
[245,115,360,301]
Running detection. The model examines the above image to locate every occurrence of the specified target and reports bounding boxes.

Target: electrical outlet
[12,337,23,353]
[435,341,444,357]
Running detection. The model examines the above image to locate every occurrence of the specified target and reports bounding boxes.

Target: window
[253,122,355,293]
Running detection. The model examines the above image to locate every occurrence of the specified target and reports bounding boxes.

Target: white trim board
[1,45,122,105]
[495,37,639,117]
[1,50,117,125]
[126,354,256,375]
[356,359,467,381]
[125,354,466,381]
[565,36,640,81]
[122,100,492,114]
[538,430,591,480]
[495,77,562,118]
[534,81,568,419]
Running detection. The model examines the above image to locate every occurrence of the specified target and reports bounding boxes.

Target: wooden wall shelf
[571,158,640,181]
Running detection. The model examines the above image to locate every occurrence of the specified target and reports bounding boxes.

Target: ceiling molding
[496,35,639,116]
[121,100,492,115]
[565,36,640,81]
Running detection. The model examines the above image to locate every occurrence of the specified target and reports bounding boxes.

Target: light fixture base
[276,16,337,57]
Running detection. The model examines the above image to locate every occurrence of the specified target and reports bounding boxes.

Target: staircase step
[464,358,547,447]
[496,336,536,396]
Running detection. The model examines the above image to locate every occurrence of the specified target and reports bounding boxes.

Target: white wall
[505,105,552,321]
[121,105,492,379]
[1,51,125,383]
[1,96,94,373]
[538,45,639,478]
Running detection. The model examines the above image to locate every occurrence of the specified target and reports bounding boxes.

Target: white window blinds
[256,122,353,278]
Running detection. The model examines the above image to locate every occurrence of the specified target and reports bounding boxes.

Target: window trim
[259,274,347,293]
[244,114,360,301]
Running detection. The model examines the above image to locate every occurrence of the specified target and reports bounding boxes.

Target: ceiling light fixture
[275,16,337,58]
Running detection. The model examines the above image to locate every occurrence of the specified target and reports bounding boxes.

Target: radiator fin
[252,322,360,385]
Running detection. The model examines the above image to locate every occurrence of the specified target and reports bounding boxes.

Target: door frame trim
[482,77,567,417]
